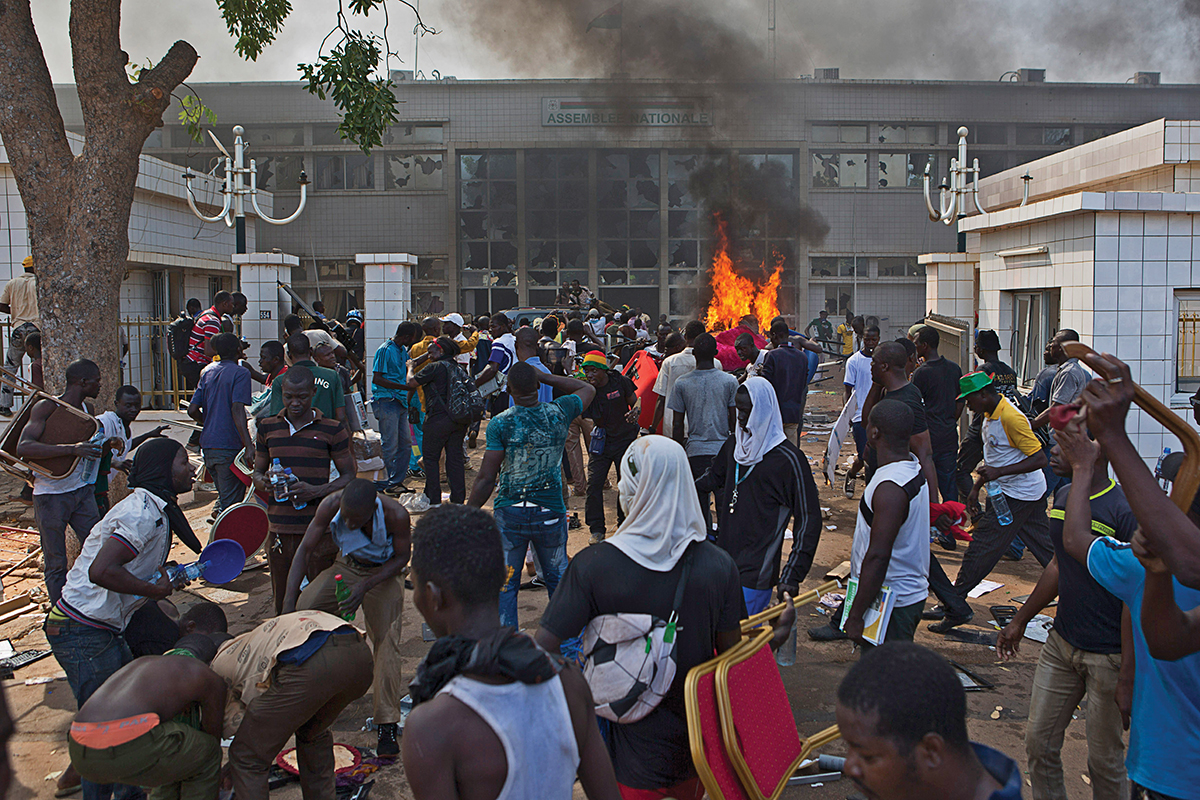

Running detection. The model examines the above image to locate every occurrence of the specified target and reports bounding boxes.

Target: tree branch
[69,0,130,127]
[0,0,75,221]
[135,41,200,123]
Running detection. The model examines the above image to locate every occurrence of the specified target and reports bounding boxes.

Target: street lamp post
[923,127,1033,225]
[182,125,310,254]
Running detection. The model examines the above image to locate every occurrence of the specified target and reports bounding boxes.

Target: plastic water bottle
[987,482,1013,526]
[283,468,307,510]
[1155,447,1172,485]
[775,621,798,667]
[79,430,108,485]
[268,458,288,502]
[152,560,212,585]
[334,574,354,621]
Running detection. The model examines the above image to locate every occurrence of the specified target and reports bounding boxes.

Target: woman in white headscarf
[535,434,748,797]
[697,376,824,614]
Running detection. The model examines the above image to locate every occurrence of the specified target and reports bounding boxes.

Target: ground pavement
[0,397,1106,800]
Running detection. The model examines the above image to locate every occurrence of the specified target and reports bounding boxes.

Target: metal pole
[234,126,247,254]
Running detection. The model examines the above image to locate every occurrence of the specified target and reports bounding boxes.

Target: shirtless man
[402,504,621,800]
[69,634,227,800]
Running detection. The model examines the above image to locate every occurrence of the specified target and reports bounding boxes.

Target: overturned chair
[0,373,96,484]
[685,580,841,800]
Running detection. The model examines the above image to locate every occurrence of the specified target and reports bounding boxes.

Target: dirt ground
[0,385,1108,800]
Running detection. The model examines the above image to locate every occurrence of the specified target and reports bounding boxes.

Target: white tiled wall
[362,256,414,419]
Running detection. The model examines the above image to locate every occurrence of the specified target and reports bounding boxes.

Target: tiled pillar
[918,253,979,322]
[232,252,299,360]
[357,253,415,419]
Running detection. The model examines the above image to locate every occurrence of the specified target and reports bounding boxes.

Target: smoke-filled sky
[30,0,1200,86]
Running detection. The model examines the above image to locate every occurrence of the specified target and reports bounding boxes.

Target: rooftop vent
[814,67,840,80]
[1133,71,1161,85]
[389,70,414,82]
[1018,68,1046,83]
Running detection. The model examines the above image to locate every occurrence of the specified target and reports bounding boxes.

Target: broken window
[878,153,935,188]
[956,124,1007,145]
[878,257,923,277]
[345,154,374,190]
[811,153,866,188]
[386,154,444,190]
[524,150,590,295]
[385,124,444,145]
[878,124,936,144]
[459,151,519,310]
[315,155,344,190]
[255,155,305,192]
[1017,126,1072,146]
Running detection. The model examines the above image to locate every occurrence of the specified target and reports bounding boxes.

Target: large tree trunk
[0,0,196,401]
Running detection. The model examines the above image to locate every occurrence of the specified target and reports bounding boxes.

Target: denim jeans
[495,504,568,628]
[202,447,243,517]
[34,485,101,605]
[45,618,141,800]
[372,398,411,488]
[932,449,957,505]
[409,403,425,473]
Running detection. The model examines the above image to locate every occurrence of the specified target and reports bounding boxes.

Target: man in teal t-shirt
[467,363,595,627]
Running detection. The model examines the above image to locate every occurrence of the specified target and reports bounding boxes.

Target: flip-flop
[55,782,81,798]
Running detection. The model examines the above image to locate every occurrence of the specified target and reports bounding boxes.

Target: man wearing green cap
[929,371,1053,634]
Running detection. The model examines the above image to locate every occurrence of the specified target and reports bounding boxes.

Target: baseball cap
[957,371,994,400]
[441,313,465,327]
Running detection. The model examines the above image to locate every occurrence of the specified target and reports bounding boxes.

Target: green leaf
[216,0,293,61]
[177,94,219,144]
[298,30,398,154]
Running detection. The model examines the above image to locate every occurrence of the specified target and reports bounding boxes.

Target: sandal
[843,473,855,499]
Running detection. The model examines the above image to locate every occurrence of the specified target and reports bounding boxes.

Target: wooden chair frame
[0,374,97,482]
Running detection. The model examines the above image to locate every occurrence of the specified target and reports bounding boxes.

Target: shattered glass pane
[811,126,839,143]
[489,152,517,178]
[559,180,588,209]
[630,210,660,239]
[598,180,627,209]
[598,210,628,238]
[558,151,587,179]
[600,271,628,286]
[630,270,659,285]
[629,241,659,269]
[840,126,867,143]
[877,153,906,188]
[462,242,489,270]
[315,156,343,190]
[811,153,839,188]
[460,154,486,180]
[559,242,587,269]
[387,156,414,190]
[909,126,936,144]
[629,152,660,179]
[669,210,698,238]
[459,211,487,241]
[529,241,556,269]
[559,210,587,239]
[491,242,518,270]
[410,155,444,189]
[669,240,698,269]
[907,153,934,188]
[487,212,517,241]
[599,241,628,269]
[529,209,557,239]
[460,181,487,209]
[600,152,630,179]
[631,179,660,208]
[489,181,517,210]
[878,125,906,144]
[839,154,867,187]
[527,151,556,180]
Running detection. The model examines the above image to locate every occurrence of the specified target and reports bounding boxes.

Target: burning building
[44,73,1200,339]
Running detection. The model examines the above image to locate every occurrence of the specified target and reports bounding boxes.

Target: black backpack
[438,362,487,425]
[167,315,195,360]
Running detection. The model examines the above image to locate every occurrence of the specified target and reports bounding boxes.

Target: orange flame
[703,214,783,331]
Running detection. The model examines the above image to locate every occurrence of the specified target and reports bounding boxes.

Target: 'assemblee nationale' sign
[542,97,712,127]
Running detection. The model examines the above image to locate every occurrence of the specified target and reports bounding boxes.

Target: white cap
[441,313,465,327]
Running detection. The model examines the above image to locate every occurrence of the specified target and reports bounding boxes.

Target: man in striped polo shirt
[182,291,233,390]
[253,367,356,614]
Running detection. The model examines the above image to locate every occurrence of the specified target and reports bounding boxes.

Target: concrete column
[233,252,299,361]
[357,253,415,412]
[918,252,979,322]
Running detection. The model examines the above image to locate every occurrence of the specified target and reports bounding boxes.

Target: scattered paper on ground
[968,580,1004,598]
[1022,614,1055,643]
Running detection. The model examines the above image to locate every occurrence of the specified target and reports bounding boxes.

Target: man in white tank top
[844,399,930,647]
[401,505,622,800]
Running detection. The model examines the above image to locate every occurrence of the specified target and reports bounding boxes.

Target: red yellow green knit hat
[582,351,607,369]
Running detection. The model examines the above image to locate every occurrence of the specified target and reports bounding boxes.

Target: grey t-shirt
[667,368,739,457]
[1050,358,1090,405]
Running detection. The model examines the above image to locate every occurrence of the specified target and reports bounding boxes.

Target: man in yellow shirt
[836,310,861,358]
[929,371,1053,634]
[0,256,39,415]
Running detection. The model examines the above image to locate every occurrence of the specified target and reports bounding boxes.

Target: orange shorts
[70,714,160,749]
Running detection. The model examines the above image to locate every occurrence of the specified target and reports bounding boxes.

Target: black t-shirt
[1048,481,1137,653]
[912,356,963,456]
[541,541,745,789]
[865,382,928,480]
[696,438,823,591]
[586,370,639,439]
[414,360,454,421]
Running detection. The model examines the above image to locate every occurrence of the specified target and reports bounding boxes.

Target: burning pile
[703,214,783,331]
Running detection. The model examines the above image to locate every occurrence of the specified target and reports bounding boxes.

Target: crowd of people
[1,274,1198,800]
